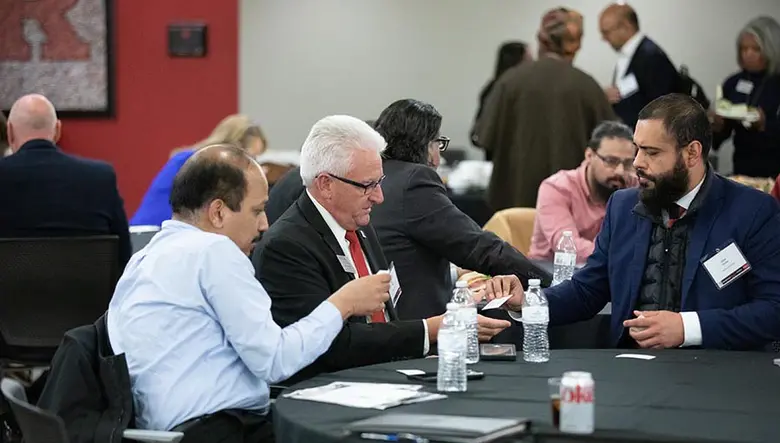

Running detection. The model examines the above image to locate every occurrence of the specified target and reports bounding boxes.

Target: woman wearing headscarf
[712,16,780,178]
[370,99,551,320]
[131,114,267,226]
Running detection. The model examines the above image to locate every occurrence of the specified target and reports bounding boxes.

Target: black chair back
[130,229,159,254]
[1,378,69,443]
[0,236,119,362]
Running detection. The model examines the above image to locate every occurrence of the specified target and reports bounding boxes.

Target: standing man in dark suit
[601,3,680,129]
[485,94,780,351]
[0,94,131,270]
[252,115,510,383]
[371,99,551,320]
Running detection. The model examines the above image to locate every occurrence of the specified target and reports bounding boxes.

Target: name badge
[701,242,751,290]
[388,262,402,308]
[336,255,356,274]
[735,79,754,95]
[616,73,639,98]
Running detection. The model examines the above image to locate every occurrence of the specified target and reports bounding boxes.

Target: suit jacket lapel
[682,172,724,306]
[357,226,399,321]
[357,228,380,273]
[625,36,647,77]
[296,191,346,262]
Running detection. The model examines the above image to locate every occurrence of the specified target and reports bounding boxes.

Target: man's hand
[328,273,390,319]
[425,315,443,344]
[425,314,510,344]
[481,275,525,312]
[605,86,621,104]
[477,315,511,341]
[623,310,684,349]
[751,107,766,132]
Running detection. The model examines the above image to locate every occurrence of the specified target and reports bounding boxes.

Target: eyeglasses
[327,173,385,194]
[594,152,634,170]
[433,136,450,152]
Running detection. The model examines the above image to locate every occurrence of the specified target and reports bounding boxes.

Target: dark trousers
[175,410,274,443]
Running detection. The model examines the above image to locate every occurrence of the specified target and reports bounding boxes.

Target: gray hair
[738,16,780,75]
[299,115,386,187]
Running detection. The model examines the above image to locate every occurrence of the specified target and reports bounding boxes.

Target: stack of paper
[282,382,446,409]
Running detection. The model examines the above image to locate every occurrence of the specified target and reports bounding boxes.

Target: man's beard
[590,174,627,203]
[636,155,690,215]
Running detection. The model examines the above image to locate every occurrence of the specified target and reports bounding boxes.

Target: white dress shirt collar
[676,176,705,210]
[619,32,645,60]
[307,189,350,252]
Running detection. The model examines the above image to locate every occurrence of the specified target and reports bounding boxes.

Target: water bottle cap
[562,230,573,237]
[528,279,541,286]
[455,280,468,288]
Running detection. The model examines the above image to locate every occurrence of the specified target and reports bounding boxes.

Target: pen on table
[359,432,429,443]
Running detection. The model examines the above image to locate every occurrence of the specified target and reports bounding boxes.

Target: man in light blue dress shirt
[107,144,391,442]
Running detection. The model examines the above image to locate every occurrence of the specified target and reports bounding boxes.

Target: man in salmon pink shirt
[530,121,637,262]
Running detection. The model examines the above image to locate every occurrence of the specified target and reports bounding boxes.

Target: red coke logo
[562,385,594,403]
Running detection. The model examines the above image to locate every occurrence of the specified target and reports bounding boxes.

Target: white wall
[240,0,780,172]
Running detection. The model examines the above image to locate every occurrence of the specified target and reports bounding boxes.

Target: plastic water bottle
[451,281,479,364]
[522,279,549,362]
[437,303,468,392]
[552,231,577,286]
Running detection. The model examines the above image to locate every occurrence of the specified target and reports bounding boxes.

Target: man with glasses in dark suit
[252,115,511,383]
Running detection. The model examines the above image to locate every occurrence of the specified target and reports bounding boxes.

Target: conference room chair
[1,378,182,443]
[130,225,160,254]
[0,236,119,368]
[483,207,536,255]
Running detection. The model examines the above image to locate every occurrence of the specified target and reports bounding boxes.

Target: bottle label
[554,252,577,266]
[522,306,549,323]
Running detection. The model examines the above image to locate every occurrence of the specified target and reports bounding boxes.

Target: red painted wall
[58,0,238,216]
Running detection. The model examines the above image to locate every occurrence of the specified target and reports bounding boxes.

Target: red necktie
[668,205,687,228]
[345,230,386,323]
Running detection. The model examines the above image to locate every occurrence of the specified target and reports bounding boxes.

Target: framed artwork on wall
[0,0,115,118]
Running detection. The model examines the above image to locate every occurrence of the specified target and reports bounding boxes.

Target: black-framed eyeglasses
[327,173,385,194]
[433,136,450,152]
[594,152,634,170]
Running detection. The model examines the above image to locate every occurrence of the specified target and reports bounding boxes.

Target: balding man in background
[478,7,616,210]
[0,94,131,269]
[600,3,680,129]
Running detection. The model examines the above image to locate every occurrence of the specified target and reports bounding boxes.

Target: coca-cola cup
[548,377,561,428]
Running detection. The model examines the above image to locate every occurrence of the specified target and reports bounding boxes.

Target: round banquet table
[273,349,780,443]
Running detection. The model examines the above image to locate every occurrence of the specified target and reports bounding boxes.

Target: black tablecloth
[274,350,779,443]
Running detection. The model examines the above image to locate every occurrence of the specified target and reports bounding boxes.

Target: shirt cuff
[679,311,702,347]
[422,320,430,355]
[449,263,459,288]
[507,310,523,322]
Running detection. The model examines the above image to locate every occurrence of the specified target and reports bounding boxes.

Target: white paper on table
[615,353,656,360]
[396,369,426,376]
[482,296,511,310]
[282,382,443,409]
